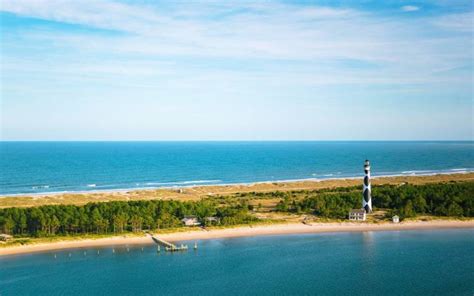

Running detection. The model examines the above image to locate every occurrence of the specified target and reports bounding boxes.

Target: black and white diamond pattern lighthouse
[362,160,372,213]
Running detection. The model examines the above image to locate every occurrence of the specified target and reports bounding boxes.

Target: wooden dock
[150,234,188,252]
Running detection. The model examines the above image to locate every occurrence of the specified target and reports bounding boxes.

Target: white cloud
[401,5,420,12]
[433,12,474,32]
[1,0,472,88]
[1,1,472,140]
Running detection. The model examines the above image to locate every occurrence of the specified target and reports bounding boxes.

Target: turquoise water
[0,229,473,295]
[1,141,473,195]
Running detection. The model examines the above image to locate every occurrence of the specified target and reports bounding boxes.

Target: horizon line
[1,140,473,142]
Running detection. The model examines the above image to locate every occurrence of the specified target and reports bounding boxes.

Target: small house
[348,209,367,221]
[0,234,13,241]
[205,217,220,225]
[181,216,201,226]
[392,215,400,223]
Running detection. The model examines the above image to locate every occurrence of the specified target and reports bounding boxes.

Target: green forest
[0,181,473,237]
[0,199,257,237]
[276,181,474,218]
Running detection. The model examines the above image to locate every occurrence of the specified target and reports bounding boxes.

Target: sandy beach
[1,172,473,208]
[1,220,472,257]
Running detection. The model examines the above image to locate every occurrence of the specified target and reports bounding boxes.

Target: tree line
[276,181,474,219]
[0,199,257,237]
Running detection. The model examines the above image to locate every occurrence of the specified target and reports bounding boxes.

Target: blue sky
[0,0,472,140]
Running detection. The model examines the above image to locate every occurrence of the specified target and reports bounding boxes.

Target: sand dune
[1,172,473,208]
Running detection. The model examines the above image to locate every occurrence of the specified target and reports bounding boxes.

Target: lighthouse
[363,159,372,213]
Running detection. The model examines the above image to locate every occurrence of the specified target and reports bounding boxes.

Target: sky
[0,0,473,141]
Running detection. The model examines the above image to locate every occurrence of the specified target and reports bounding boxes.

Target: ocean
[0,229,473,295]
[0,141,473,195]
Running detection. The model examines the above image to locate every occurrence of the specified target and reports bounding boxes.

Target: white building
[392,215,400,223]
[181,216,201,226]
[0,234,13,241]
[348,209,367,221]
[205,217,219,224]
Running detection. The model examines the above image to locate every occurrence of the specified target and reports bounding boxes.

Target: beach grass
[1,173,473,209]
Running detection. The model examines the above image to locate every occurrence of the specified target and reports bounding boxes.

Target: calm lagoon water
[1,141,473,195]
[0,229,473,296]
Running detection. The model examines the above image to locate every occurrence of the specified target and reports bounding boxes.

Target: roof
[181,216,198,221]
[349,209,366,214]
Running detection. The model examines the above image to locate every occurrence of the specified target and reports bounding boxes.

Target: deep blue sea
[0,141,473,195]
[0,229,473,296]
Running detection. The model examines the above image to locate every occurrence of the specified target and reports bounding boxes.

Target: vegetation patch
[0,181,472,239]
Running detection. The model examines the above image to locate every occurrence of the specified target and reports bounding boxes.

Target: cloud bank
[1,0,472,140]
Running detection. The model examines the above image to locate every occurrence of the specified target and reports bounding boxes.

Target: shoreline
[2,169,473,198]
[1,172,473,208]
[1,220,473,257]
